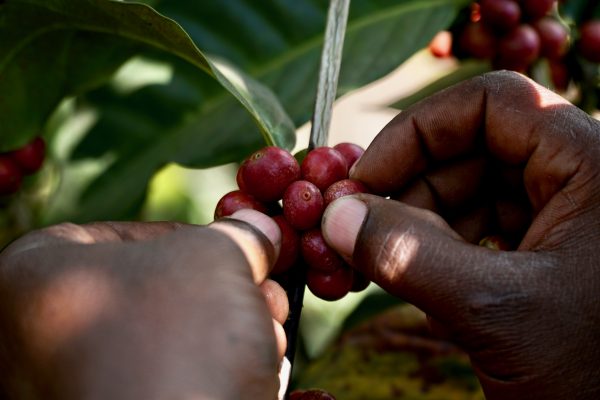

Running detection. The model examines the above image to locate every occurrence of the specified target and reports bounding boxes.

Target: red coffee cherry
[579,20,600,63]
[350,270,371,293]
[520,0,555,21]
[301,147,348,191]
[271,215,300,275]
[306,266,353,302]
[0,157,23,195]
[290,390,337,400]
[301,229,344,272]
[458,22,498,59]
[497,24,541,70]
[471,2,482,23]
[333,142,365,170]
[480,0,521,32]
[10,136,45,174]
[323,179,368,206]
[241,146,300,202]
[283,180,324,230]
[533,17,569,60]
[289,391,306,400]
[236,159,249,192]
[428,30,453,58]
[214,190,267,219]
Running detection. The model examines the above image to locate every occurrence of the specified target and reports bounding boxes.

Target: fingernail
[349,155,362,177]
[322,197,367,258]
[229,209,281,252]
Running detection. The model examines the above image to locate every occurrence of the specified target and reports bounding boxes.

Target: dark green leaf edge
[389,60,491,110]
[0,0,295,148]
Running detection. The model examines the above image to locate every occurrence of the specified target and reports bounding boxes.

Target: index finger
[352,71,600,213]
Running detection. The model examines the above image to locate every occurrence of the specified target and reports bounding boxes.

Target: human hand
[322,71,600,399]
[0,210,288,400]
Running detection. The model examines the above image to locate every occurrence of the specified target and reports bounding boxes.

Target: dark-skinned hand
[322,71,600,399]
[0,210,288,400]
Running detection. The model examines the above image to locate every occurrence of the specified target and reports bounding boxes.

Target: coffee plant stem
[308,0,350,150]
[282,1,350,398]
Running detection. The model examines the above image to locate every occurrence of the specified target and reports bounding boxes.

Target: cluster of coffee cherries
[429,0,600,90]
[215,143,370,301]
[0,137,46,196]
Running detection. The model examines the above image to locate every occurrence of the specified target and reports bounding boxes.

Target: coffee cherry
[236,159,249,192]
[458,22,498,59]
[428,30,453,58]
[271,215,300,275]
[0,157,22,195]
[323,179,368,206]
[480,0,521,32]
[306,266,353,302]
[296,389,337,400]
[301,147,348,191]
[470,2,482,23]
[350,270,371,293]
[301,229,344,272]
[214,190,267,219]
[533,17,569,60]
[497,24,541,70]
[241,146,300,202]
[283,180,324,230]
[333,142,364,170]
[10,136,45,174]
[289,391,306,400]
[479,235,511,250]
[579,20,600,63]
[520,0,555,21]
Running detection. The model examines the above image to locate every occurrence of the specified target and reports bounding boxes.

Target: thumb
[321,195,532,324]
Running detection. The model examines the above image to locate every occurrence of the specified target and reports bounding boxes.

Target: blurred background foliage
[1,0,598,398]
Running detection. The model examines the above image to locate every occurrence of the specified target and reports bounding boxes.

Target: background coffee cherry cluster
[215,143,370,301]
[0,137,46,196]
[429,1,600,91]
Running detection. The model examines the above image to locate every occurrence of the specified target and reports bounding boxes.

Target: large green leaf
[58,0,469,222]
[0,0,294,151]
[152,0,471,125]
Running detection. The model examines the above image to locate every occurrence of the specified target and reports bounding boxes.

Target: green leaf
[389,60,491,110]
[0,0,294,151]
[57,0,470,222]
[559,0,600,25]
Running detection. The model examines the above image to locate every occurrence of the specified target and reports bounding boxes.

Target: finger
[495,198,531,238]
[322,195,537,324]
[260,279,289,325]
[352,70,600,216]
[1,221,186,258]
[392,156,485,214]
[427,314,447,339]
[273,319,287,361]
[448,204,493,244]
[210,209,281,284]
[422,156,487,212]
